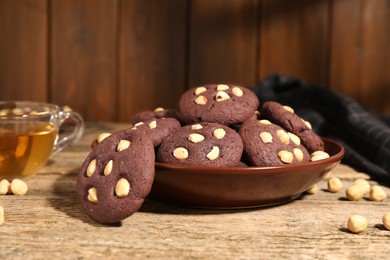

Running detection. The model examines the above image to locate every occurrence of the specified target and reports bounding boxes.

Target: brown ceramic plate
[150,138,344,208]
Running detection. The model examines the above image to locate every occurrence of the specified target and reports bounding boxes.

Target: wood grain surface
[50,0,118,121]
[118,0,187,121]
[0,0,48,101]
[189,0,258,87]
[1,0,390,119]
[0,122,389,259]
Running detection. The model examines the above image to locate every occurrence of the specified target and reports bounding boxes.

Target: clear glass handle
[53,110,84,154]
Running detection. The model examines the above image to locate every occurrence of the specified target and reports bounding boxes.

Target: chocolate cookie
[239,119,310,167]
[260,101,324,153]
[131,107,179,125]
[157,122,243,167]
[77,130,155,224]
[178,84,259,125]
[131,117,181,147]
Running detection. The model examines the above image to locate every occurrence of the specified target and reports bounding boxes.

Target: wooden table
[1,122,389,259]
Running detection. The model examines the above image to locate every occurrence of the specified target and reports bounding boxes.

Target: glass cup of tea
[0,101,84,179]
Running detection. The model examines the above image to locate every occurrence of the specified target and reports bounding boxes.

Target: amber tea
[0,101,84,179]
[0,122,58,178]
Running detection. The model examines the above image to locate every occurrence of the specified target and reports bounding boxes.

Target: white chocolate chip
[117,140,131,152]
[148,120,157,129]
[173,147,189,160]
[276,130,290,145]
[188,133,205,143]
[213,128,226,139]
[215,91,230,102]
[232,87,243,97]
[154,107,164,112]
[104,160,113,176]
[134,122,144,127]
[87,187,98,203]
[0,206,4,225]
[293,148,304,161]
[216,84,229,91]
[277,150,294,164]
[86,159,97,177]
[0,179,10,195]
[115,178,131,197]
[195,95,207,105]
[206,146,220,160]
[259,132,273,143]
[283,105,294,113]
[310,151,330,161]
[10,179,28,196]
[191,124,203,130]
[195,86,207,95]
[259,119,272,125]
[288,132,301,146]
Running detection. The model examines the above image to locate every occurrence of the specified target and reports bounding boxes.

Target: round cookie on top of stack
[178,84,259,126]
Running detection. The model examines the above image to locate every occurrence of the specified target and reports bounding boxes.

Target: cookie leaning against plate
[178,84,259,125]
[261,101,324,153]
[77,130,155,224]
[239,119,310,167]
[157,122,243,167]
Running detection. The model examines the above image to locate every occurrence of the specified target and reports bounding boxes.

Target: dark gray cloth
[251,74,390,184]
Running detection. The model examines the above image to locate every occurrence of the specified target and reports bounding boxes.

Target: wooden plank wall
[0,0,389,122]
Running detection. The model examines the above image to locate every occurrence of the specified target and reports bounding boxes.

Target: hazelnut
[369,185,387,202]
[306,184,318,194]
[0,179,10,195]
[382,212,390,230]
[10,179,28,196]
[0,206,4,225]
[353,178,371,194]
[346,185,364,201]
[347,214,368,233]
[327,177,343,193]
